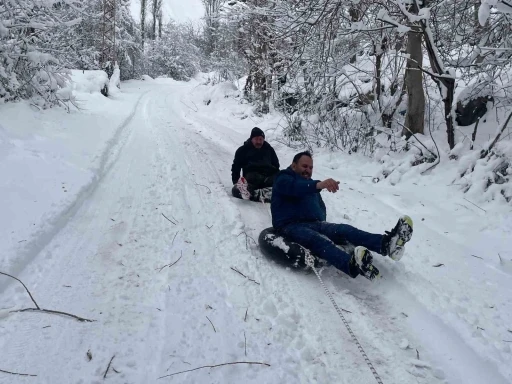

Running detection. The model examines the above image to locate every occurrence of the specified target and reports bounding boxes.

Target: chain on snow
[305,251,384,384]
[260,197,383,383]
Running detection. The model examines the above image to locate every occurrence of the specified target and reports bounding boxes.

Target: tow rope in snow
[305,251,384,384]
[258,198,383,383]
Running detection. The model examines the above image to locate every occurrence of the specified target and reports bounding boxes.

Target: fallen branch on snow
[0,271,39,309]
[230,267,260,285]
[195,183,212,194]
[237,231,256,250]
[10,308,95,322]
[161,213,176,225]
[0,271,95,322]
[463,198,486,213]
[157,252,183,272]
[103,355,115,379]
[206,316,216,332]
[244,331,247,356]
[157,361,270,379]
[0,368,37,377]
[171,231,179,246]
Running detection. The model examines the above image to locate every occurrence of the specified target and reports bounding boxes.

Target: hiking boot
[382,215,413,261]
[353,246,380,281]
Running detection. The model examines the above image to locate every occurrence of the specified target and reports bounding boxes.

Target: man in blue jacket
[271,151,413,280]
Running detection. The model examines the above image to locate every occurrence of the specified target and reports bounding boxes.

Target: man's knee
[245,172,265,186]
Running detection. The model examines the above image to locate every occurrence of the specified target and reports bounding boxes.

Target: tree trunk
[151,0,157,40]
[141,0,146,49]
[349,7,361,63]
[158,11,162,38]
[403,19,425,138]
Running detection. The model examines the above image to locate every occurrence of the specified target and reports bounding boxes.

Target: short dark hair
[292,151,312,164]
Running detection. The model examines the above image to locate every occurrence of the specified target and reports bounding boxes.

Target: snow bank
[66,69,109,94]
[0,80,151,276]
[202,81,240,106]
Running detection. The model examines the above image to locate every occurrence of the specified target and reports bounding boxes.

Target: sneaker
[236,177,251,200]
[252,187,272,203]
[353,246,380,281]
[383,215,413,261]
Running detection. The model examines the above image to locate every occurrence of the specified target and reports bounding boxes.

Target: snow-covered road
[1,79,511,384]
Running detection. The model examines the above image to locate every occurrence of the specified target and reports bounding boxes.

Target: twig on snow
[244,308,248,322]
[206,316,216,333]
[470,254,484,260]
[180,100,198,112]
[1,271,94,322]
[103,355,115,379]
[171,231,179,246]
[230,267,260,285]
[432,263,444,268]
[11,308,95,322]
[161,213,176,225]
[0,271,40,309]
[195,183,212,194]
[237,231,257,250]
[157,253,183,272]
[498,253,503,264]
[463,198,486,213]
[0,368,37,377]
[244,332,247,356]
[416,349,420,360]
[157,361,271,379]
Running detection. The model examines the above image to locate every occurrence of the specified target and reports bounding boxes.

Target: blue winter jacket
[271,167,326,229]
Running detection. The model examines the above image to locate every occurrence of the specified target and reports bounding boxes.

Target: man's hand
[317,178,340,193]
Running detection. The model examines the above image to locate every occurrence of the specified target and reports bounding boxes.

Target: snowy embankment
[0,71,143,279]
[0,74,511,384]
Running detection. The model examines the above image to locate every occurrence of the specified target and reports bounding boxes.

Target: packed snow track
[1,80,510,384]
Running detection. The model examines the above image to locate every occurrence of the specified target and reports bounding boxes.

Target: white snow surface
[0,75,511,384]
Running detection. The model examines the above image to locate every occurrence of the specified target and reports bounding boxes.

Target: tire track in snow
[0,90,150,293]
[142,91,302,382]
[173,83,511,383]
[160,88,442,383]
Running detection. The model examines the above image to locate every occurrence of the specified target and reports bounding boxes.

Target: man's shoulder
[235,144,248,154]
[275,168,295,180]
[262,141,276,150]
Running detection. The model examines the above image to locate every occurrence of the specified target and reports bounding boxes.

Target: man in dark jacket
[231,127,280,200]
[271,151,413,280]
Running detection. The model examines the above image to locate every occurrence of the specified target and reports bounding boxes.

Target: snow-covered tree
[0,0,84,107]
[144,22,202,81]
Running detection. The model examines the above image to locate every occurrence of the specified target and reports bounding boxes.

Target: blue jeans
[280,221,383,277]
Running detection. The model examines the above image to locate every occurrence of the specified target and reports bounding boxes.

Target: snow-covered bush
[144,22,202,81]
[0,0,83,107]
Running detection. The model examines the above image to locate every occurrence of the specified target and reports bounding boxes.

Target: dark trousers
[245,172,277,191]
[280,221,383,277]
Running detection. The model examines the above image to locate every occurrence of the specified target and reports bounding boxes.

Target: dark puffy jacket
[271,167,326,229]
[231,140,280,184]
